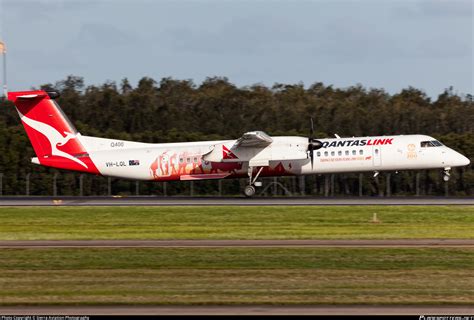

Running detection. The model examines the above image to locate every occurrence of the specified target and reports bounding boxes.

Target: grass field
[0,205,473,240]
[0,248,472,305]
[1,205,472,306]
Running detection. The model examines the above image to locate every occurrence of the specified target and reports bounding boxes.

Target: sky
[0,0,472,98]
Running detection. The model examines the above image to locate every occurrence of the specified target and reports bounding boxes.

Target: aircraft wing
[234,131,273,148]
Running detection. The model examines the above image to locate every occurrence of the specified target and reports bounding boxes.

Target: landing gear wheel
[244,185,256,197]
[443,168,451,182]
[245,166,264,198]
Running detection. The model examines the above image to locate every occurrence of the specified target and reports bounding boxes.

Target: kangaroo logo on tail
[17,110,88,168]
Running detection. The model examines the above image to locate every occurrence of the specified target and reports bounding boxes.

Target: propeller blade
[308,117,316,169]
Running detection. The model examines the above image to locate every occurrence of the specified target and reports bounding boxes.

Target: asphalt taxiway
[0,196,472,206]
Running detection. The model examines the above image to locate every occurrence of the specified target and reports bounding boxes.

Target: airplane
[7,90,471,197]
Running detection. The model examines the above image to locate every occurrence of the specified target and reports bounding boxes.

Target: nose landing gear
[443,167,451,182]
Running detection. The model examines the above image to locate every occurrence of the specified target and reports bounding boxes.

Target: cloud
[1,0,471,98]
[392,0,473,19]
[74,23,137,47]
[419,0,473,18]
[161,15,311,56]
[2,0,100,22]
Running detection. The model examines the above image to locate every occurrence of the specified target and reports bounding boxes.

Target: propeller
[308,117,323,169]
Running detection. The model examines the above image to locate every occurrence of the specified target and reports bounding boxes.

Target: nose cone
[445,149,470,167]
[459,155,470,166]
[451,152,470,167]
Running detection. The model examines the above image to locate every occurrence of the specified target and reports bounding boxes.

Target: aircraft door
[372,146,382,166]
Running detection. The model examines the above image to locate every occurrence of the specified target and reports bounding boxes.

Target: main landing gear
[443,167,451,182]
[244,185,256,197]
[244,166,264,197]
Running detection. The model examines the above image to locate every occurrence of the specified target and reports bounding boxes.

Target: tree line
[0,75,472,196]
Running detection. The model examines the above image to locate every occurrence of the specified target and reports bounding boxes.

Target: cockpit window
[421,140,443,148]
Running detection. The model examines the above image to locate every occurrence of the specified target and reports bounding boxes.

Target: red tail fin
[8,90,99,174]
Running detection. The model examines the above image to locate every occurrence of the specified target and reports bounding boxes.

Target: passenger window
[359,150,363,155]
[179,158,184,163]
[331,151,335,156]
[345,150,349,156]
[186,157,190,163]
[375,149,379,154]
[324,151,328,157]
[338,151,342,156]
[352,150,356,155]
[316,152,321,157]
[193,157,198,163]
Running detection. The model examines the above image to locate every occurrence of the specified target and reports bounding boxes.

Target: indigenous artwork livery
[8,90,470,196]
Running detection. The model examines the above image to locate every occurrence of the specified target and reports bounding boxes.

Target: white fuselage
[75,134,470,181]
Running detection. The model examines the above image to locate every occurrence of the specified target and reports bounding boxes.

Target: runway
[0,196,473,206]
[1,239,473,248]
[0,305,472,315]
